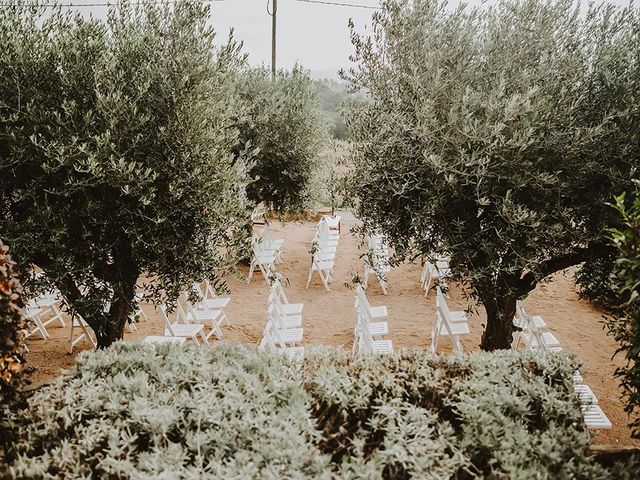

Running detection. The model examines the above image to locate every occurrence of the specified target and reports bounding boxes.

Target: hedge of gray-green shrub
[1,344,635,479]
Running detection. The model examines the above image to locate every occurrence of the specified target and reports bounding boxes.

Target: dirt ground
[24,210,639,447]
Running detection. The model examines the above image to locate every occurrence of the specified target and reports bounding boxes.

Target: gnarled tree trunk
[480,295,518,351]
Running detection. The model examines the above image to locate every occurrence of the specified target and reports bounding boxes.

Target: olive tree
[0,0,249,348]
[345,0,640,350]
[236,66,328,214]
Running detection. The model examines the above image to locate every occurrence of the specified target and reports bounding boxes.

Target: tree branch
[517,243,616,295]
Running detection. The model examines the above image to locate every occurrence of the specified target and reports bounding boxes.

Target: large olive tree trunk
[94,279,137,349]
[480,294,518,351]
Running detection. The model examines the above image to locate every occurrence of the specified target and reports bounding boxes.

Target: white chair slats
[353,285,392,356]
[306,217,339,291]
[430,290,470,354]
[363,233,391,295]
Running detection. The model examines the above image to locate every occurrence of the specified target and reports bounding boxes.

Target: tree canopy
[345,0,640,350]
[236,66,328,214]
[0,0,250,347]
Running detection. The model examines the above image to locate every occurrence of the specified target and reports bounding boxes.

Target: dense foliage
[0,0,249,348]
[345,0,640,350]
[575,253,620,307]
[0,241,28,409]
[608,185,640,439]
[2,343,635,478]
[236,66,328,214]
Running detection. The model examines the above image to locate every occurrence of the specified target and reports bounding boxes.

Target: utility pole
[270,0,277,80]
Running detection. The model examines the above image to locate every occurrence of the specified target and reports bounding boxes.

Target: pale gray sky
[47,0,636,75]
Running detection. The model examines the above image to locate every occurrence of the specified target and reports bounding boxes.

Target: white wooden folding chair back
[180,292,224,341]
[159,306,208,345]
[306,252,334,291]
[430,303,469,354]
[323,214,341,232]
[420,261,435,297]
[262,225,284,257]
[248,236,277,283]
[364,235,391,295]
[192,283,231,325]
[69,313,97,353]
[353,286,392,356]
[25,306,50,340]
[266,304,304,343]
[354,297,388,339]
[259,320,305,362]
[516,303,561,353]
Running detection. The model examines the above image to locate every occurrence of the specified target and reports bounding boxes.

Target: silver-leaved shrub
[2,344,636,478]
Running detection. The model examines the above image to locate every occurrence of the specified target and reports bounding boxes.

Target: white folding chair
[25,306,51,340]
[354,298,389,339]
[177,293,224,341]
[323,214,341,233]
[248,237,278,283]
[430,303,470,354]
[159,306,208,344]
[267,305,304,344]
[261,225,285,262]
[306,251,335,291]
[192,282,231,325]
[68,313,97,353]
[271,279,303,315]
[435,288,468,323]
[363,234,391,294]
[259,320,304,362]
[354,318,393,356]
[515,303,562,353]
[30,292,66,328]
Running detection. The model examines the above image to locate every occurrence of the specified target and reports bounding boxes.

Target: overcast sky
[52,0,636,75]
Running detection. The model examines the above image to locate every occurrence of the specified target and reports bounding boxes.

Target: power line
[293,0,380,9]
[0,0,225,7]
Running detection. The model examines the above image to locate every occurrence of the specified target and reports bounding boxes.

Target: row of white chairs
[258,280,304,361]
[158,280,231,344]
[513,302,611,429]
[363,234,390,295]
[430,287,471,354]
[306,216,340,291]
[248,225,284,283]
[353,285,393,355]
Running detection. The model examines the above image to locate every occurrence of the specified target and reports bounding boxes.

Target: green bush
[2,344,329,478]
[608,185,640,439]
[3,344,636,478]
[236,66,328,214]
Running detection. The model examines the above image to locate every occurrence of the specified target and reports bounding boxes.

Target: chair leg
[247,261,256,283]
[306,266,314,289]
[319,269,331,292]
[380,276,388,295]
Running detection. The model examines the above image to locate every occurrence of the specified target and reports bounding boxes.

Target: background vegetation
[236,66,328,214]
